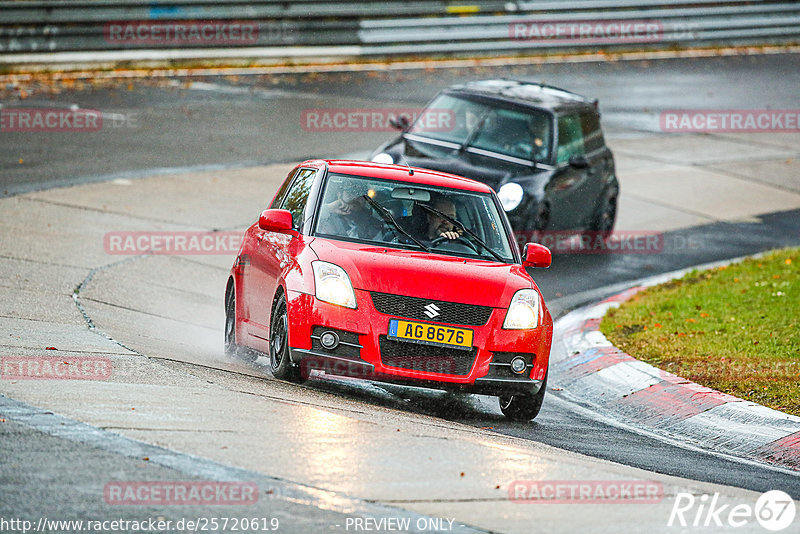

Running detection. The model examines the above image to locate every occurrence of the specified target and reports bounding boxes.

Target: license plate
[387,319,473,350]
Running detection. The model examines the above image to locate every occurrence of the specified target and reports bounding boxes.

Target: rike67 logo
[669,490,796,531]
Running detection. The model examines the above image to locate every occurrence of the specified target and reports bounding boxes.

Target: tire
[498,373,547,422]
[224,283,258,363]
[589,193,617,238]
[527,203,550,244]
[269,292,303,382]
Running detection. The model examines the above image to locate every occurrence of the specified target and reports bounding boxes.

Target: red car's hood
[310,239,534,307]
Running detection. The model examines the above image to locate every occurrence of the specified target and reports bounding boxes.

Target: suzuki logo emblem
[423,303,441,319]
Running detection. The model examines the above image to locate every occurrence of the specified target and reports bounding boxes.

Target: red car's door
[244,227,290,346]
[245,168,317,345]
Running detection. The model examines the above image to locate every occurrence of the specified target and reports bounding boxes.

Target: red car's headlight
[312,261,357,309]
[503,289,542,329]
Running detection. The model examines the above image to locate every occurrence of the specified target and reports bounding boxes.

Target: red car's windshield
[315,172,516,263]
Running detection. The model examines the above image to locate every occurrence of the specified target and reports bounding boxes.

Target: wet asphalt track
[2,53,800,499]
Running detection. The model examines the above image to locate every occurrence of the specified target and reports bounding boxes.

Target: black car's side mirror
[568,154,590,169]
[389,114,411,131]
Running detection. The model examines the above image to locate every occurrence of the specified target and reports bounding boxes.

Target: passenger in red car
[318,181,382,239]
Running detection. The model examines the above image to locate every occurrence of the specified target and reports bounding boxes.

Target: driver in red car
[407,195,463,242]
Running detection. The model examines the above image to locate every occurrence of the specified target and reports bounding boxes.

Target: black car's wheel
[224,284,258,363]
[269,292,303,382]
[498,373,547,422]
[527,204,550,243]
[589,193,617,237]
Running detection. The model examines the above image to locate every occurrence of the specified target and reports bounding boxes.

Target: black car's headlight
[498,183,524,211]
[371,153,394,164]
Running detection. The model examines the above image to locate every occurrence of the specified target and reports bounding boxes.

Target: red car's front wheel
[498,371,547,422]
[269,292,303,382]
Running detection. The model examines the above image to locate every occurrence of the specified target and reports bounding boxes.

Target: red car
[225,160,553,420]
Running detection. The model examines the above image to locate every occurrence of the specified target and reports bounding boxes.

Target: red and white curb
[551,286,800,472]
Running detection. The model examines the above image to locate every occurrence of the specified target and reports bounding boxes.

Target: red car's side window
[276,168,316,229]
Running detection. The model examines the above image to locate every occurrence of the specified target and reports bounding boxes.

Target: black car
[370,79,618,249]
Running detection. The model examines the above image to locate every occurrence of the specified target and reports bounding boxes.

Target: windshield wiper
[414,203,505,262]
[459,108,493,152]
[362,195,432,253]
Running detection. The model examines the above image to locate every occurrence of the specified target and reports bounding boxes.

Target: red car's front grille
[370,292,493,326]
[378,336,477,376]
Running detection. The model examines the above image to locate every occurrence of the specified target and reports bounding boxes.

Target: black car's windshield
[407,93,552,162]
[315,173,515,262]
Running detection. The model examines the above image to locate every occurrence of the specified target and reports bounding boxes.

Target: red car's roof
[300,159,494,194]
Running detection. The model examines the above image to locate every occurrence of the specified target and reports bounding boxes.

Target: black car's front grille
[371,292,493,326]
[379,336,477,376]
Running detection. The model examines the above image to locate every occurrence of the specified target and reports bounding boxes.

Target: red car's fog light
[320,331,340,350]
[510,356,527,374]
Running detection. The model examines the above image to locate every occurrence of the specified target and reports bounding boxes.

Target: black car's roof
[445,79,598,114]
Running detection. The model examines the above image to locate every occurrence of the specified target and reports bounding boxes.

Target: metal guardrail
[1,0,798,58]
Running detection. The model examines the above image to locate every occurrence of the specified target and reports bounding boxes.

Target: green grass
[600,248,800,416]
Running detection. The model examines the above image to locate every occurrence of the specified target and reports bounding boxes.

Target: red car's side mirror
[258,209,294,233]
[522,243,551,268]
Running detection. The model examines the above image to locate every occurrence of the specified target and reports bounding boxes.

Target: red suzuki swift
[225,160,553,420]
